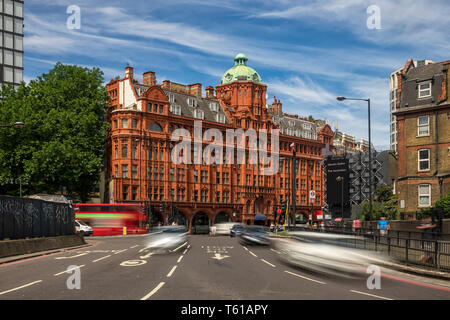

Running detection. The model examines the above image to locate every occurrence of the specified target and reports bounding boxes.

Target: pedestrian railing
[286,225,450,272]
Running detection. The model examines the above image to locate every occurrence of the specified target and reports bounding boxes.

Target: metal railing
[286,225,450,272]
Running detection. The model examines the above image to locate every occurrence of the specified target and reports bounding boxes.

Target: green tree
[361,185,399,221]
[0,63,109,202]
[433,192,450,218]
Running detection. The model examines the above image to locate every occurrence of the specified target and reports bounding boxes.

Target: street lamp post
[337,97,372,230]
[336,176,344,222]
[290,143,296,229]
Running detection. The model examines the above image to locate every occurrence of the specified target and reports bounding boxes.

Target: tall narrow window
[418,149,430,171]
[132,165,138,179]
[418,184,431,207]
[122,119,128,128]
[417,115,430,136]
[122,165,128,178]
[122,143,128,158]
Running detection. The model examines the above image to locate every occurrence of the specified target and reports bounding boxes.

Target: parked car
[238,225,271,246]
[75,220,93,236]
[230,224,245,237]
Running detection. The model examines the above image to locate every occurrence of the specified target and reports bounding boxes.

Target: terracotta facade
[104,59,333,232]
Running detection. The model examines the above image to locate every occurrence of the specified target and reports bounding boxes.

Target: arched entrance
[168,209,188,228]
[214,212,231,224]
[192,212,210,234]
[150,210,164,227]
[254,197,265,214]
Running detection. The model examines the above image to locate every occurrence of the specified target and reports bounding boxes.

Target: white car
[75,220,93,236]
[214,223,237,236]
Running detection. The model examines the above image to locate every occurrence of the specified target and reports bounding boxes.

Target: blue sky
[24,0,450,149]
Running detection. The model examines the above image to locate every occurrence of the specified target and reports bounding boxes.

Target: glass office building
[0,0,23,87]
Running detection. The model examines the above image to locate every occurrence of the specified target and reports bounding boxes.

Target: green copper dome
[221,53,262,84]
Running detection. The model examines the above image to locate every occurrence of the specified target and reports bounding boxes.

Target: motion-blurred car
[214,222,236,236]
[238,225,271,246]
[144,226,188,253]
[230,224,245,237]
[274,235,385,278]
[75,220,93,236]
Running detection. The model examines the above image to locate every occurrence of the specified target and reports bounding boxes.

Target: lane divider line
[140,282,165,300]
[284,271,326,285]
[350,290,394,300]
[130,245,139,249]
[261,259,276,268]
[93,255,111,263]
[270,249,281,254]
[177,256,184,263]
[243,246,249,251]
[54,265,85,276]
[0,280,42,296]
[171,242,188,253]
[114,249,127,255]
[167,266,177,278]
[55,252,89,260]
[182,248,188,255]
[249,251,258,258]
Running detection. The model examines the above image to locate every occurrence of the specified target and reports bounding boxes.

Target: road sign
[309,190,316,199]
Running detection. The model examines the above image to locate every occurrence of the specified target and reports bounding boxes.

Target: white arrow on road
[211,253,230,261]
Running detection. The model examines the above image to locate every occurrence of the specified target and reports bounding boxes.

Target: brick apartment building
[394,59,450,219]
[104,54,333,232]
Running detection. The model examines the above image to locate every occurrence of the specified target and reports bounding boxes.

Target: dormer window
[210,102,219,112]
[418,81,431,98]
[194,109,204,120]
[170,105,181,115]
[216,114,226,123]
[187,97,197,107]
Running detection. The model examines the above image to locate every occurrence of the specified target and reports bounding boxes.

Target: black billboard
[325,156,350,219]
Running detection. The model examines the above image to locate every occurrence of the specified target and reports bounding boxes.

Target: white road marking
[284,271,326,285]
[167,266,177,278]
[114,249,127,255]
[187,245,191,249]
[243,246,249,251]
[55,252,89,260]
[350,290,394,300]
[249,251,258,258]
[141,282,165,300]
[93,255,111,263]
[182,248,188,255]
[0,280,42,296]
[120,260,147,267]
[140,252,153,259]
[270,249,281,254]
[130,245,139,249]
[177,256,184,263]
[261,259,276,268]
[54,265,85,276]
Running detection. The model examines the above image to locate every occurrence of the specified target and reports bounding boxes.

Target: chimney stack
[125,64,134,79]
[188,83,202,97]
[143,71,156,86]
[205,86,215,98]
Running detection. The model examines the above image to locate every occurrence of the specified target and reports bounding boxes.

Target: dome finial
[234,53,248,66]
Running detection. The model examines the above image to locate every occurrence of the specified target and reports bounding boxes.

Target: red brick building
[394,59,450,219]
[105,54,333,232]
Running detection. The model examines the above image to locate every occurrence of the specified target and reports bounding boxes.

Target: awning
[254,214,267,221]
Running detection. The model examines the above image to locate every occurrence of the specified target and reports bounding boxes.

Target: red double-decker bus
[74,204,148,236]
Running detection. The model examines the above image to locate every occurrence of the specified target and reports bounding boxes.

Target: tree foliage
[0,63,109,202]
[361,185,399,221]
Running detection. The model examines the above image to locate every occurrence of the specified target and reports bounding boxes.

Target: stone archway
[168,209,188,227]
[192,211,210,234]
[214,211,232,224]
